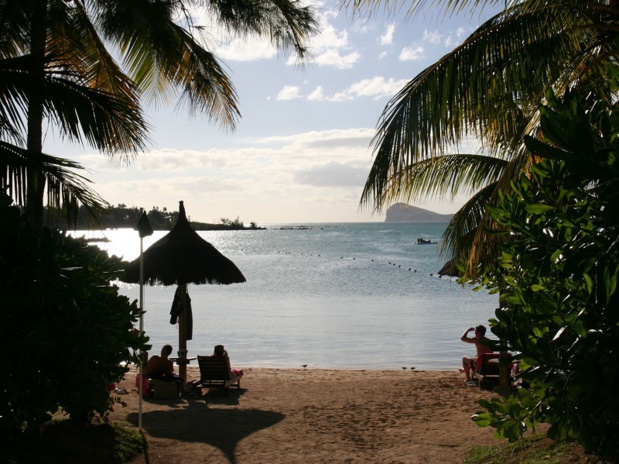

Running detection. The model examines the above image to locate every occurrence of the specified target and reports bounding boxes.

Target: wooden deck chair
[196,355,242,395]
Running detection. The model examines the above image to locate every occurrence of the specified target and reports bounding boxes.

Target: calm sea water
[75,223,498,370]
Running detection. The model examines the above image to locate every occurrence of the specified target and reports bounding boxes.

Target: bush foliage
[0,196,149,457]
[471,87,619,458]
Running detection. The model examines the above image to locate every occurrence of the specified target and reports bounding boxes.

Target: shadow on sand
[127,392,284,464]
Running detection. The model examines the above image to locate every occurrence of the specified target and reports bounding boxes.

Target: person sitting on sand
[143,344,184,391]
[460,325,494,384]
[212,344,244,378]
[144,344,175,377]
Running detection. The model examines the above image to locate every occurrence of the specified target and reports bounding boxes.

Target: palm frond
[95,0,241,128]
[43,77,149,156]
[438,149,530,277]
[0,59,28,145]
[0,0,30,57]
[361,3,595,209]
[366,152,509,212]
[342,0,602,23]
[188,0,318,59]
[202,0,319,59]
[48,0,144,103]
[0,141,108,226]
[164,26,241,124]
[438,182,498,270]
[2,59,149,156]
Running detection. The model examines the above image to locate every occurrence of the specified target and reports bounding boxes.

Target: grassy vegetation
[7,422,619,463]
[465,434,616,464]
[8,420,146,464]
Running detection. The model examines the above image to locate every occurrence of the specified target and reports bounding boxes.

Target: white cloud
[307,86,325,101]
[348,77,406,98]
[314,49,360,69]
[79,128,379,223]
[423,30,442,45]
[380,24,396,45]
[266,75,406,103]
[300,7,364,70]
[257,128,374,152]
[399,44,425,61]
[82,147,265,174]
[329,91,353,102]
[310,22,351,52]
[277,85,303,101]
[215,37,278,61]
[326,76,408,101]
[294,161,368,187]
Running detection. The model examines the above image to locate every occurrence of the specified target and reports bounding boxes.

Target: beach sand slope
[111,367,502,464]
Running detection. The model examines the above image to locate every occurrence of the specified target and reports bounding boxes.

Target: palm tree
[345,0,619,276]
[1,0,150,225]
[1,0,318,227]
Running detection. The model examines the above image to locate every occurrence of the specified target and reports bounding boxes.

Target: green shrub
[0,197,149,457]
[472,87,619,458]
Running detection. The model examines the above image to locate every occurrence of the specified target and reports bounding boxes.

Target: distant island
[385,203,453,223]
[45,204,263,231]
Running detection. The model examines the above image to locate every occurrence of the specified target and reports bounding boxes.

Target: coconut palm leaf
[360,3,595,209]
[342,0,612,23]
[93,0,240,127]
[438,182,505,274]
[0,56,148,156]
[375,152,509,208]
[131,23,240,124]
[95,0,317,127]
[46,0,144,101]
[385,152,515,273]
[0,1,30,57]
[199,0,318,57]
[0,141,107,225]
[354,0,619,277]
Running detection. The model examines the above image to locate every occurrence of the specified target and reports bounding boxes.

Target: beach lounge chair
[195,355,242,395]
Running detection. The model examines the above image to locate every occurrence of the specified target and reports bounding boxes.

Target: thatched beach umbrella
[437,258,459,277]
[123,201,246,380]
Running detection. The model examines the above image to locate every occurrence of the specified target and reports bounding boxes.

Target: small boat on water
[416,238,435,245]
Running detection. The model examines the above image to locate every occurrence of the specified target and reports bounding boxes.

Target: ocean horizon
[75,222,498,371]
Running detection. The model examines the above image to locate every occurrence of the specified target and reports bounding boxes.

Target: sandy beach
[109,366,504,464]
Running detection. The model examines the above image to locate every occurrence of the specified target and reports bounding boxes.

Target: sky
[45,0,502,225]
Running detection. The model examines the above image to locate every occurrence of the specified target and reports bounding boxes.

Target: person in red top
[460,325,494,384]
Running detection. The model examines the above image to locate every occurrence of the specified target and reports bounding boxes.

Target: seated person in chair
[212,344,244,379]
[460,325,494,384]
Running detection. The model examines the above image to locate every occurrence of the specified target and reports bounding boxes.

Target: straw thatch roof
[437,258,459,277]
[122,201,246,286]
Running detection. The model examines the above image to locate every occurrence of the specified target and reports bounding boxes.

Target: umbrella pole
[138,236,145,431]
[135,210,152,432]
[178,283,188,381]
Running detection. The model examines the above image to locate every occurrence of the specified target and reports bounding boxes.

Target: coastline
[111,366,504,463]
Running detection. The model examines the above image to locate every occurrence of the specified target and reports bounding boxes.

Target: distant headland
[385,203,453,223]
[46,204,263,231]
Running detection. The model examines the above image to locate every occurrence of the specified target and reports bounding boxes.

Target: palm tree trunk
[26,0,47,228]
